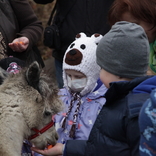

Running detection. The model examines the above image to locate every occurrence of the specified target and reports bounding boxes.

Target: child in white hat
[55,32,107,141]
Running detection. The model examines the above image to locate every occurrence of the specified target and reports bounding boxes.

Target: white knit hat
[63,32,103,96]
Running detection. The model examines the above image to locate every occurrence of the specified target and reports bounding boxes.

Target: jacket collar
[132,76,155,94]
[105,76,152,104]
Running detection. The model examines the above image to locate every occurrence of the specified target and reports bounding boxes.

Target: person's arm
[31,143,64,155]
[9,0,43,50]
[33,0,54,4]
[64,140,87,156]
[31,140,87,156]
[8,37,29,52]
[126,118,140,156]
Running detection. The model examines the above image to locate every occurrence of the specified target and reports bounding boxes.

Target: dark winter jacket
[33,0,114,61]
[0,0,44,66]
[64,76,154,156]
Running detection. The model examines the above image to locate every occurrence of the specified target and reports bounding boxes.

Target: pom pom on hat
[63,32,103,95]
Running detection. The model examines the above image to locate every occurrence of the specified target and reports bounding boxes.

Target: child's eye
[75,76,83,79]
[66,74,71,78]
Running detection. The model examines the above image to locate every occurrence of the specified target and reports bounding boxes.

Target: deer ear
[36,92,42,103]
[26,61,41,90]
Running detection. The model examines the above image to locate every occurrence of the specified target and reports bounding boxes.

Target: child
[108,0,156,75]
[31,21,153,156]
[33,32,107,155]
[55,32,107,142]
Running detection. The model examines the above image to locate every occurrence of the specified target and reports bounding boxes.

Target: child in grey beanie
[81,21,152,156]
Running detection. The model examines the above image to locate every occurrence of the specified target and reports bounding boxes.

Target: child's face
[120,11,156,43]
[65,69,86,80]
[100,69,132,88]
[100,69,120,88]
[65,69,87,92]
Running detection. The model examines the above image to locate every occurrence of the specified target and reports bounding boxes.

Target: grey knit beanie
[96,21,149,78]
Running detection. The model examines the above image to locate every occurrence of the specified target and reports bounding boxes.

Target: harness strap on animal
[28,120,54,140]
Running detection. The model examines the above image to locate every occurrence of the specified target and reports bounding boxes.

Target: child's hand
[8,37,29,52]
[31,143,64,156]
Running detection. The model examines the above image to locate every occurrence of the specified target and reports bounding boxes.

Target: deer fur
[0,61,63,156]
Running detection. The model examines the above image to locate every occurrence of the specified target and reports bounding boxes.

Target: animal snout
[31,126,59,150]
[48,130,59,146]
[44,111,51,117]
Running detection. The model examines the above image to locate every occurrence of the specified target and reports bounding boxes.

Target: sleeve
[126,117,140,156]
[64,140,87,156]
[9,0,43,49]
[127,93,150,156]
[33,0,54,4]
[22,140,32,155]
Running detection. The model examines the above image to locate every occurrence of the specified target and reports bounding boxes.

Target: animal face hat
[63,32,103,96]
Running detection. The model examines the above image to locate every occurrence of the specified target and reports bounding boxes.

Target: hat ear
[75,32,87,40]
[91,33,103,45]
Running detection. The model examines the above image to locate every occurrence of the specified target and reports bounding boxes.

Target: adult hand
[8,37,29,52]
[31,143,64,156]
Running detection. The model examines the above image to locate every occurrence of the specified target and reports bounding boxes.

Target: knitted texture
[63,32,103,96]
[96,21,150,78]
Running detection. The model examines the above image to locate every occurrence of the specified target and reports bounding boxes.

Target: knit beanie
[96,21,149,78]
[63,32,103,96]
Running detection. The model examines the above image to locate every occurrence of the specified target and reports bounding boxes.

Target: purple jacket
[55,81,107,143]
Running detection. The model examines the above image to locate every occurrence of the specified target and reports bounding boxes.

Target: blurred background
[29,0,56,60]
[28,0,57,84]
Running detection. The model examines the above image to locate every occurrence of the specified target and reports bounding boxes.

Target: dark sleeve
[126,117,140,156]
[33,0,54,4]
[9,0,43,49]
[127,93,150,156]
[64,140,87,156]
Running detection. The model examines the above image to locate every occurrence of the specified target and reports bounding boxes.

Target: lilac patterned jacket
[54,81,107,144]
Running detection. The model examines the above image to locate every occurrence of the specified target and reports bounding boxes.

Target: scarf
[149,40,156,73]
[61,92,81,138]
